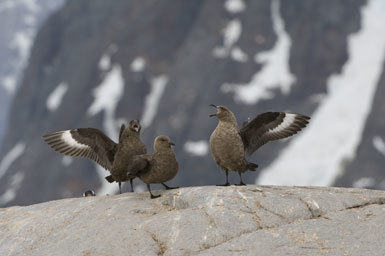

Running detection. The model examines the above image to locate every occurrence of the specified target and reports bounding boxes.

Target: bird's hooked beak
[133,120,140,132]
[169,141,176,147]
[209,104,217,117]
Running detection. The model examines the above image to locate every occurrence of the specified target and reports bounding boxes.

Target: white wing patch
[61,130,89,149]
[268,113,296,134]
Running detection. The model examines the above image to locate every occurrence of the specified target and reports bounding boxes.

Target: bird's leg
[130,178,134,192]
[162,183,179,190]
[147,184,160,199]
[217,170,230,186]
[236,171,246,186]
[118,182,122,194]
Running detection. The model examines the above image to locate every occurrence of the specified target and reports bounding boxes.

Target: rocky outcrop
[1,185,384,255]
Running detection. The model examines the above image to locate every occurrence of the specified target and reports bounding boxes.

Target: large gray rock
[1,185,384,255]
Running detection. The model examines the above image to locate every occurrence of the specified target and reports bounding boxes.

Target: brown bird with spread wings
[209,105,310,186]
[42,120,146,194]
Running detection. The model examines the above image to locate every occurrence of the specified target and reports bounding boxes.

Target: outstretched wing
[42,128,117,171]
[127,154,151,176]
[240,112,310,156]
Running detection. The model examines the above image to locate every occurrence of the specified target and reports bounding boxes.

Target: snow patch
[222,0,296,104]
[257,0,385,186]
[231,47,248,62]
[184,140,209,156]
[0,172,24,206]
[2,75,17,94]
[213,19,242,58]
[46,82,68,112]
[87,64,124,139]
[141,75,168,129]
[11,31,33,61]
[352,177,375,188]
[131,57,146,72]
[224,0,245,14]
[373,136,385,156]
[0,142,25,180]
[98,53,111,71]
[98,45,118,71]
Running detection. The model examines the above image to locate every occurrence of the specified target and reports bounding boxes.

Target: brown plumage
[42,120,146,194]
[125,135,179,199]
[209,105,310,186]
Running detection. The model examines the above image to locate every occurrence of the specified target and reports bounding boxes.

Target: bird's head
[209,104,237,123]
[128,120,141,133]
[154,135,175,151]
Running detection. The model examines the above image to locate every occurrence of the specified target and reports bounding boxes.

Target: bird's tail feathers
[126,174,136,180]
[105,175,115,183]
[247,162,258,171]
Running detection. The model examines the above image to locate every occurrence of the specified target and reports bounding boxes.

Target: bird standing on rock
[42,120,146,194]
[125,135,179,199]
[209,105,310,186]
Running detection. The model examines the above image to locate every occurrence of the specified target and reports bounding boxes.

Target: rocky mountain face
[0,0,64,146]
[1,0,385,207]
[1,186,385,255]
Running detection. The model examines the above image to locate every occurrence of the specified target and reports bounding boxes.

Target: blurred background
[0,0,384,207]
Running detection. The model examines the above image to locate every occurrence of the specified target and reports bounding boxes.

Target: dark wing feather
[240,112,310,156]
[42,128,117,171]
[119,124,126,143]
[127,155,151,176]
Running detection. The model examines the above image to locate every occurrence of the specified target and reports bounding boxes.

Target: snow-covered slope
[258,0,385,186]
[0,0,64,146]
[222,0,295,104]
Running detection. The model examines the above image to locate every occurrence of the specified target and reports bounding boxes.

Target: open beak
[209,104,217,117]
[133,125,140,132]
[169,142,176,147]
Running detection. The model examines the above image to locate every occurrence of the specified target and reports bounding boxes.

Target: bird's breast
[210,123,246,171]
[139,152,178,184]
